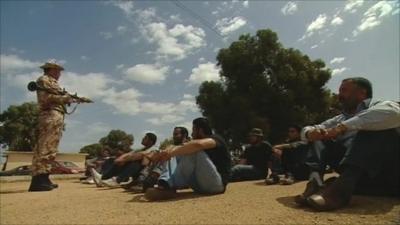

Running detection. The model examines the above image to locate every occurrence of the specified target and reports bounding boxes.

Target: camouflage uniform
[31,75,71,176]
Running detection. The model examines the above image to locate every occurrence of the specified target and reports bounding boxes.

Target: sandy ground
[1,178,399,225]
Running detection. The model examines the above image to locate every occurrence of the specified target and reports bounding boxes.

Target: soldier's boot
[45,174,58,188]
[28,174,53,192]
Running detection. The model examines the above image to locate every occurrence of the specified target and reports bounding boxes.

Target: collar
[45,74,58,82]
[342,98,372,117]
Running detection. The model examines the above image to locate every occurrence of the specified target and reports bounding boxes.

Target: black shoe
[294,178,321,206]
[307,177,351,211]
[294,176,338,206]
[142,172,160,192]
[45,174,58,188]
[265,174,280,185]
[28,174,53,192]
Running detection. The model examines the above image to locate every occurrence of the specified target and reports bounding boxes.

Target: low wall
[2,151,88,170]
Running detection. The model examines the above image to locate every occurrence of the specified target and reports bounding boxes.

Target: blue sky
[1,0,399,152]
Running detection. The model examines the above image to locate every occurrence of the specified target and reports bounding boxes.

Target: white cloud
[344,37,356,42]
[169,14,182,23]
[60,72,115,98]
[330,57,346,64]
[281,2,298,15]
[311,45,318,49]
[117,26,127,34]
[100,31,113,40]
[332,67,348,76]
[10,47,25,54]
[186,62,220,85]
[331,16,344,26]
[147,115,185,125]
[174,68,182,74]
[111,1,134,17]
[307,14,327,33]
[102,88,143,115]
[124,64,169,84]
[0,54,40,74]
[135,7,158,24]
[215,16,247,35]
[5,67,116,103]
[143,22,206,60]
[353,1,398,36]
[116,64,124,70]
[344,0,364,13]
[6,71,41,90]
[299,14,327,40]
[145,95,198,125]
[80,56,90,61]
[243,1,249,8]
[103,90,198,121]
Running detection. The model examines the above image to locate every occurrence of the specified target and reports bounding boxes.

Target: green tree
[0,102,39,151]
[79,143,103,158]
[99,130,134,154]
[159,138,173,150]
[197,29,334,144]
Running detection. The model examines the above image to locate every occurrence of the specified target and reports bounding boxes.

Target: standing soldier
[29,60,92,192]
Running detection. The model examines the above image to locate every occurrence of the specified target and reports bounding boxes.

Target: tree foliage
[99,130,134,154]
[159,138,174,150]
[197,29,335,144]
[0,102,39,151]
[79,143,103,158]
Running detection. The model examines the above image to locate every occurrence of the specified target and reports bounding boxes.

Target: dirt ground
[1,178,399,225]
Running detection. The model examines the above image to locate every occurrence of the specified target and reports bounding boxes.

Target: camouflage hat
[40,59,64,71]
[248,128,264,137]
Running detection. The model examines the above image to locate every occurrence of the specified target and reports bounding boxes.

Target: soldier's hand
[65,97,77,104]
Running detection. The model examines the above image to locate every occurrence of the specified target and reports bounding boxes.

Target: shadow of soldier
[276,195,400,215]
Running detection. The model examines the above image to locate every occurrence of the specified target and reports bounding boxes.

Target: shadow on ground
[129,191,204,203]
[276,195,400,215]
[0,189,28,194]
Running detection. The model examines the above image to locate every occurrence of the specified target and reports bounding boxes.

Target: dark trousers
[281,146,310,180]
[230,164,266,182]
[305,129,400,196]
[102,160,143,183]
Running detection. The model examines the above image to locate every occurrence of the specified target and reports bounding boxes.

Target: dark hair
[342,77,373,98]
[145,132,157,145]
[174,126,189,138]
[192,117,212,135]
[288,124,301,133]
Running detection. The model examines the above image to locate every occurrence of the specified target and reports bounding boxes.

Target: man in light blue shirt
[295,77,400,211]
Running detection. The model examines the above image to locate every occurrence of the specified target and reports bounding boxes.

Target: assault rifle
[27,81,93,103]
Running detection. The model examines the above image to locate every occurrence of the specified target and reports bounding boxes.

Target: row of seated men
[80,77,399,211]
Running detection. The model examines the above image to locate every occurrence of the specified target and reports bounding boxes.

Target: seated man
[267,125,310,185]
[230,128,272,182]
[145,117,231,201]
[128,126,190,192]
[295,77,399,211]
[91,133,157,187]
[81,147,111,184]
